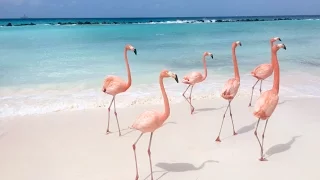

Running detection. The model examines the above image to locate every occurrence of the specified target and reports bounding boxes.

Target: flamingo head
[161,70,179,83]
[271,37,282,43]
[204,52,213,59]
[126,44,137,55]
[233,41,242,48]
[273,43,287,51]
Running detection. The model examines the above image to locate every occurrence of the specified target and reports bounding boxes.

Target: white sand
[0,97,320,180]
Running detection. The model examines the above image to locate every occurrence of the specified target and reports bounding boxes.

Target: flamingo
[253,43,286,161]
[102,44,137,136]
[131,70,179,180]
[248,37,282,106]
[182,52,213,114]
[215,41,242,142]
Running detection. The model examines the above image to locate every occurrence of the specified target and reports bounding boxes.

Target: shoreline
[0,96,319,180]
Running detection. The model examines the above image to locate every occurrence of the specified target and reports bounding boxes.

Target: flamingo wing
[182,72,203,84]
[221,78,240,99]
[253,90,279,120]
[251,64,273,79]
[102,75,126,95]
[132,111,162,133]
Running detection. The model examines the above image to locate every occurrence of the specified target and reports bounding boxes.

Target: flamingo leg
[259,80,263,94]
[215,103,230,142]
[148,133,154,180]
[182,85,195,113]
[113,96,122,136]
[188,85,195,114]
[132,133,143,180]
[106,96,115,134]
[228,102,237,135]
[254,118,264,160]
[260,119,269,161]
[248,79,260,107]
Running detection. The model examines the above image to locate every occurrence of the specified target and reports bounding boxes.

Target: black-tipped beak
[210,54,213,59]
[174,74,179,83]
[279,38,282,41]
[283,45,286,50]
[133,49,137,55]
[239,42,242,46]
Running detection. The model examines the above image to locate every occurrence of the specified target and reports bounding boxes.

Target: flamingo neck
[202,55,207,81]
[159,75,170,122]
[270,41,274,65]
[232,47,240,80]
[271,50,280,94]
[124,49,132,90]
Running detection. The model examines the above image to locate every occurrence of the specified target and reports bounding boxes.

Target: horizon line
[1,14,319,20]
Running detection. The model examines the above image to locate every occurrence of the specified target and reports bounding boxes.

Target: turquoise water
[1,16,320,117]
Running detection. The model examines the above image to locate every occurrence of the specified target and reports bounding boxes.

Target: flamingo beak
[174,74,179,83]
[239,42,242,46]
[279,38,282,41]
[283,44,286,50]
[133,49,137,55]
[210,54,213,59]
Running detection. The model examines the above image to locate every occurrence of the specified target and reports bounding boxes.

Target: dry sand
[0,97,320,180]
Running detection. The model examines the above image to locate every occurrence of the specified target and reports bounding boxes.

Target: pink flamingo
[248,37,282,106]
[253,43,286,161]
[215,41,242,142]
[131,70,178,180]
[102,44,137,136]
[182,52,213,114]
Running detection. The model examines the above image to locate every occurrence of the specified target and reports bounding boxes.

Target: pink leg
[132,133,143,180]
[249,79,260,107]
[148,133,154,180]
[260,119,269,161]
[259,80,263,95]
[215,102,230,142]
[228,102,237,135]
[254,118,264,161]
[182,85,191,103]
[106,97,115,134]
[113,96,121,136]
[188,85,195,114]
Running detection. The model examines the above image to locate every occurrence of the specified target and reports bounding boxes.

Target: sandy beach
[1,96,319,180]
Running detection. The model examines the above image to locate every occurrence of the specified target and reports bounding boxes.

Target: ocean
[1,16,320,117]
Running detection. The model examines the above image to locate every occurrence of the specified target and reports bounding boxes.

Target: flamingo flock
[102,38,287,179]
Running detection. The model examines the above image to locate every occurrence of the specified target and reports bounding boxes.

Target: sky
[0,0,319,18]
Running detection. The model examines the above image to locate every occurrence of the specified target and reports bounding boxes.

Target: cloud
[0,0,41,6]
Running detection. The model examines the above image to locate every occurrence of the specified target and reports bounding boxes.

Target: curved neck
[124,49,131,89]
[270,41,274,64]
[202,55,207,81]
[159,76,170,122]
[232,47,240,80]
[271,50,280,94]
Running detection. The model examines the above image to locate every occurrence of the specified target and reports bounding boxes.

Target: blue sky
[0,0,319,18]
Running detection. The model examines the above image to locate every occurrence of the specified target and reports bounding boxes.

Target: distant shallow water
[1,16,320,118]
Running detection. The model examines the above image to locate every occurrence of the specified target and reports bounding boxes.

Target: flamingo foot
[259,157,268,161]
[233,132,238,136]
[106,130,111,135]
[191,107,195,114]
[135,175,139,180]
[248,103,252,107]
[215,136,221,142]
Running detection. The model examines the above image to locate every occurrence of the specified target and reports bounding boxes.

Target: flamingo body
[251,63,273,80]
[132,110,162,133]
[253,90,279,120]
[182,72,204,85]
[102,75,127,96]
[221,78,240,100]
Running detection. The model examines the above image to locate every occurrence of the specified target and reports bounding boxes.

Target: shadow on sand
[236,122,256,134]
[265,135,301,158]
[147,160,218,180]
[194,106,225,114]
